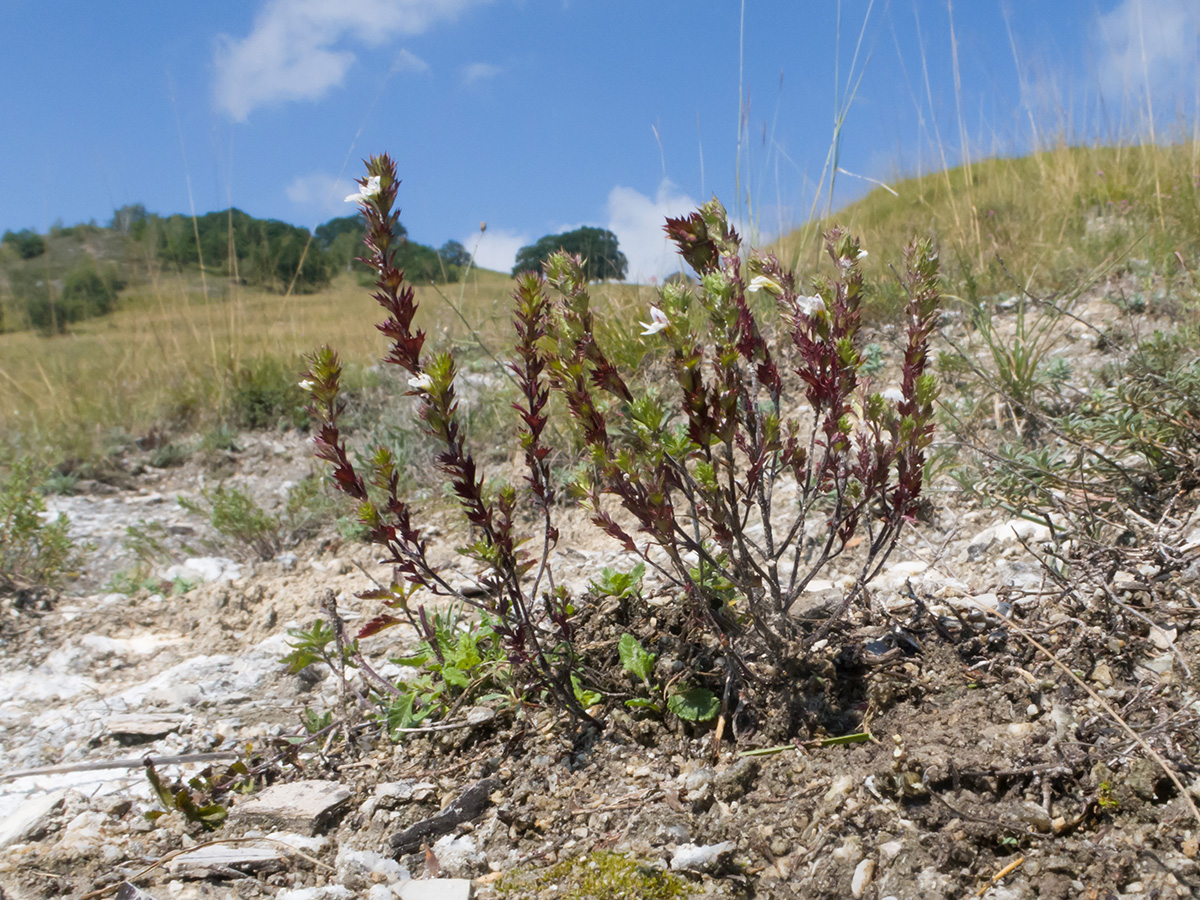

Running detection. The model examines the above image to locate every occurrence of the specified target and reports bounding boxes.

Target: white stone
[336,845,409,883]
[396,879,474,900]
[376,781,438,803]
[670,841,736,872]
[1138,653,1174,676]
[1149,625,1177,650]
[851,859,875,898]
[967,519,1052,557]
[274,888,355,900]
[114,884,161,900]
[825,774,855,801]
[0,790,67,848]
[432,834,486,876]
[947,593,1001,613]
[161,556,242,583]
[233,780,352,835]
[168,844,286,877]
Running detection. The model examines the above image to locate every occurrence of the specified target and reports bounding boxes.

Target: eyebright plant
[305,154,591,722]
[540,200,940,664]
[305,154,939,727]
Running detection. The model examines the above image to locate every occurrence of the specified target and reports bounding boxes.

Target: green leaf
[617,633,656,684]
[667,688,720,723]
[144,763,176,810]
[442,665,470,690]
[391,651,432,668]
[624,697,662,713]
[571,674,602,708]
[588,563,645,599]
[387,692,431,736]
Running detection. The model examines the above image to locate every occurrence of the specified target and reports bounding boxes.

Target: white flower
[857,249,869,259]
[880,387,904,404]
[747,274,782,295]
[345,175,382,204]
[640,306,669,336]
[407,372,434,392]
[298,379,315,392]
[794,294,826,318]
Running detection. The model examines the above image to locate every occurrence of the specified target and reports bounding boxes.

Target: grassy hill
[774,141,1199,318]
[2,140,1196,470]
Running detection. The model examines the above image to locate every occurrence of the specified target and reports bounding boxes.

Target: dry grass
[775,141,1200,311]
[0,263,657,465]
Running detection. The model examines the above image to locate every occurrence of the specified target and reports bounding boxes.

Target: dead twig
[0,752,241,783]
[970,856,1026,899]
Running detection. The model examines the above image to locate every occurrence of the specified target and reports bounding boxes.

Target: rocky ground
[2,292,1199,900]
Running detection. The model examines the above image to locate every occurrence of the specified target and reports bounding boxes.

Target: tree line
[1,209,630,337]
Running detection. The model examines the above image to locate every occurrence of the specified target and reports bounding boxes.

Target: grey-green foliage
[0,458,82,594]
[181,484,282,561]
[959,327,1200,531]
[181,476,343,561]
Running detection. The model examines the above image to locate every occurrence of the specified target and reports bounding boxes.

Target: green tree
[438,240,472,268]
[394,241,444,283]
[111,204,148,235]
[316,214,372,273]
[315,214,378,247]
[512,227,627,281]
[154,209,331,293]
[2,228,46,260]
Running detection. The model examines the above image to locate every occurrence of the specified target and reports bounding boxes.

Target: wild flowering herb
[539,199,940,661]
[304,154,588,722]
[306,157,939,730]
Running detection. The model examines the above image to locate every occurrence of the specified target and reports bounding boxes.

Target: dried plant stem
[980,599,1200,828]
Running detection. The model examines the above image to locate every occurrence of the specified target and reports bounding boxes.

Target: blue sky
[2,1,1197,279]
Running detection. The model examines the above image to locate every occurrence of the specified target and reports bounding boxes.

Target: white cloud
[285,172,360,220]
[606,179,698,283]
[214,0,488,121]
[461,61,503,86]
[1093,0,1200,102]
[467,227,528,273]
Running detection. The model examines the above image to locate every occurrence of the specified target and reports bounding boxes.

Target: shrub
[225,356,310,430]
[305,155,939,727]
[1,458,82,596]
[60,266,118,321]
[181,476,344,561]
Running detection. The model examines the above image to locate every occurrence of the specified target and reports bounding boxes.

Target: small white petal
[747,274,781,294]
[407,372,434,391]
[345,174,383,204]
[880,387,904,403]
[794,294,826,318]
[857,249,869,259]
[640,306,669,336]
[298,379,315,392]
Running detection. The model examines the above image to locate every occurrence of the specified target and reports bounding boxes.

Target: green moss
[498,851,691,899]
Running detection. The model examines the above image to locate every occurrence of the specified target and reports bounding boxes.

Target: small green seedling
[144,762,229,831]
[589,563,645,601]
